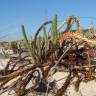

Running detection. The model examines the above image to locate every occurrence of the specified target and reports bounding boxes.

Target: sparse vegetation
[0,15,96,96]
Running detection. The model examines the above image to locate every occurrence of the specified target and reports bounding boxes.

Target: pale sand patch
[0,59,9,69]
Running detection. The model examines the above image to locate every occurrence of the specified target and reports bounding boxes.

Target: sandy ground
[0,58,9,69]
[53,72,96,96]
[0,59,96,96]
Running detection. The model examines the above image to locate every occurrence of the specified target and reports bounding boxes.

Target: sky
[0,0,96,41]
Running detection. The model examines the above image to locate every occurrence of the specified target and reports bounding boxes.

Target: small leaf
[43,25,49,52]
[37,36,42,57]
[51,15,58,44]
[21,25,35,61]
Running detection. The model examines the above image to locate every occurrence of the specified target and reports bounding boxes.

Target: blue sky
[0,0,96,41]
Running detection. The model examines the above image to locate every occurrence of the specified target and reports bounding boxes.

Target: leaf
[21,25,35,62]
[43,25,49,52]
[51,15,58,44]
[37,36,42,57]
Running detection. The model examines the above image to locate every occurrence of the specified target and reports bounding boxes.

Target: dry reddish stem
[55,73,73,96]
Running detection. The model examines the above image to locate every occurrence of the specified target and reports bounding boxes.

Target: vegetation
[0,15,95,96]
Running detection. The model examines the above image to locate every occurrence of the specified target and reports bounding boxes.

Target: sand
[0,59,96,96]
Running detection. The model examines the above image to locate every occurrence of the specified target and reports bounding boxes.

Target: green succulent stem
[51,15,58,44]
[21,25,35,62]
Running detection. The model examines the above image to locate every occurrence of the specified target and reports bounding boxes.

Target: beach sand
[0,59,96,96]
